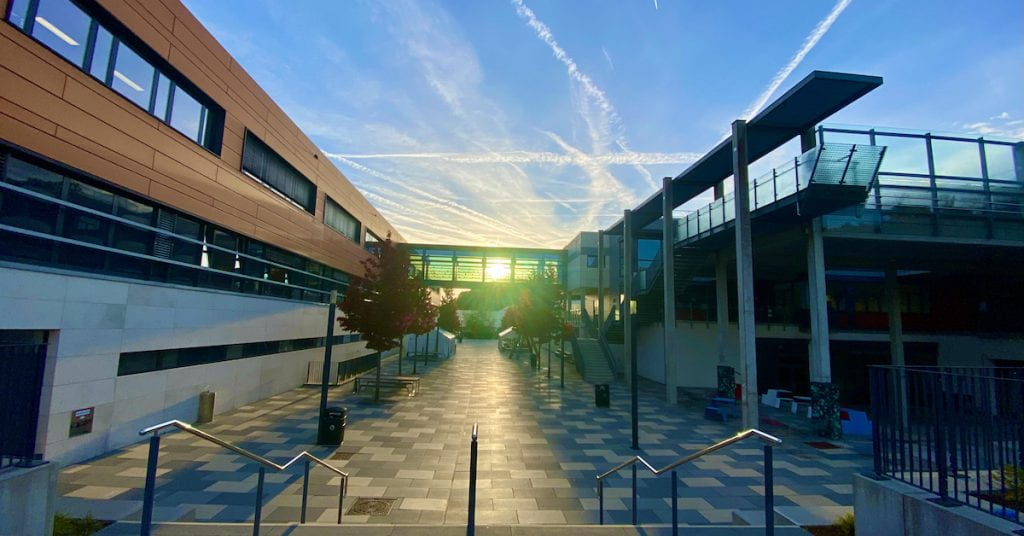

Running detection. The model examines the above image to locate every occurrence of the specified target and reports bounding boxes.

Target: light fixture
[35,16,78,46]
[113,70,144,92]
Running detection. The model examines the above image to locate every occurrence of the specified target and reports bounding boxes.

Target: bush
[54,513,107,536]
[462,309,496,339]
[833,512,855,536]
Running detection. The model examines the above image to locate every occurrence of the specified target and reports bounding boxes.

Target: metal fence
[869,365,1024,525]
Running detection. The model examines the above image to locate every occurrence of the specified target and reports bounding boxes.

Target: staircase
[574,337,616,384]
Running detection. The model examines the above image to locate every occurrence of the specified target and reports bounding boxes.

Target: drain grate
[347,497,397,516]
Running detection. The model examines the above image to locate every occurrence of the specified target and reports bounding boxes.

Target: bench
[354,375,421,396]
[840,408,871,436]
[790,395,812,418]
[760,389,793,409]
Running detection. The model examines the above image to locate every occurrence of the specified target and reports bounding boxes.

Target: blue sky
[182,0,1023,248]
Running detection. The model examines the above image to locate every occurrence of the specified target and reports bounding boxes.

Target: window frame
[3,0,225,155]
[240,130,317,214]
[323,195,361,243]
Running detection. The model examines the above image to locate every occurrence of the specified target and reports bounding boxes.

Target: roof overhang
[604,71,883,235]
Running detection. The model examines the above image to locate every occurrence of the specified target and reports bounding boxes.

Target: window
[241,132,316,213]
[586,254,598,268]
[1,150,352,302]
[5,0,224,153]
[364,229,381,253]
[324,197,360,242]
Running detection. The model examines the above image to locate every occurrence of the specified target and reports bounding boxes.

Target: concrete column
[597,230,605,337]
[1012,142,1024,182]
[807,219,831,384]
[623,209,639,449]
[732,119,759,429]
[662,177,678,404]
[885,264,904,366]
[715,252,729,365]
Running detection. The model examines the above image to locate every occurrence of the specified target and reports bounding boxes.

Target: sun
[485,262,511,282]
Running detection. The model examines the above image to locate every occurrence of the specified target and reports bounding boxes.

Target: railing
[675,143,886,244]
[869,366,1024,526]
[0,175,346,304]
[467,423,479,536]
[137,420,349,536]
[596,429,782,534]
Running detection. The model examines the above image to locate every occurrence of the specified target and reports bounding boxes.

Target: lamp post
[317,290,338,444]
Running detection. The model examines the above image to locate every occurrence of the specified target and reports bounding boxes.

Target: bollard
[300,459,310,523]
[764,445,774,536]
[467,423,479,536]
[253,467,265,536]
[140,434,161,536]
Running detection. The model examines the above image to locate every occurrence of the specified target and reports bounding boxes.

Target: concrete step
[99,521,812,535]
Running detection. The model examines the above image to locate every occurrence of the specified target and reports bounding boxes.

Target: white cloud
[326,150,700,166]
[741,0,852,120]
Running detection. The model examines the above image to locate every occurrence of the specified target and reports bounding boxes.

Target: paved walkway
[59,340,870,528]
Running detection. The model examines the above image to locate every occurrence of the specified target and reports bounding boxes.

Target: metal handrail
[596,428,781,481]
[139,420,349,479]
[137,419,348,536]
[596,429,782,534]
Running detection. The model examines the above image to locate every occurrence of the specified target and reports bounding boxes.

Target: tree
[462,309,496,338]
[437,288,461,334]
[409,288,437,374]
[507,267,563,361]
[338,236,430,400]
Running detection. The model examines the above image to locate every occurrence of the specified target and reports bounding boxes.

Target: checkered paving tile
[57,340,870,526]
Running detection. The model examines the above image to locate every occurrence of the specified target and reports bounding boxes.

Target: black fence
[869,365,1024,525]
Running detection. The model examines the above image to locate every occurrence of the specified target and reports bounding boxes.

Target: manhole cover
[347,497,396,516]
[330,451,354,460]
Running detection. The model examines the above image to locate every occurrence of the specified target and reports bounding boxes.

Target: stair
[575,337,616,384]
[98,521,812,535]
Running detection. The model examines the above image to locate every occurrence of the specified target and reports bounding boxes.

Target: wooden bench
[354,375,421,396]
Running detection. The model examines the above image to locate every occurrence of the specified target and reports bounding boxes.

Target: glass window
[6,0,32,28]
[30,0,92,67]
[112,196,153,254]
[170,86,206,144]
[110,41,155,110]
[364,229,381,253]
[67,178,114,212]
[324,197,360,242]
[4,157,65,197]
[152,74,171,121]
[586,255,598,268]
[89,25,113,80]
[242,132,316,212]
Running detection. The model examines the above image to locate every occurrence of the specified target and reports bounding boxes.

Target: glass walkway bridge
[404,244,562,288]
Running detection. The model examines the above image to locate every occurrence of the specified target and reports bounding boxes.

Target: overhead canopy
[604,71,883,235]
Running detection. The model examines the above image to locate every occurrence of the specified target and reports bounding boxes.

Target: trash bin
[530,353,538,369]
[317,406,347,446]
[595,384,610,407]
[197,391,215,424]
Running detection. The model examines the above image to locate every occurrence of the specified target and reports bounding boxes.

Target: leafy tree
[462,309,497,339]
[338,236,430,399]
[408,288,437,373]
[507,267,563,356]
[437,288,461,333]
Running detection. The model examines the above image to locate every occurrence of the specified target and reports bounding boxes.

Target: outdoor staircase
[574,337,616,384]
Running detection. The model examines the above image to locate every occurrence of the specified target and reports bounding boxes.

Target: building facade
[0,0,402,465]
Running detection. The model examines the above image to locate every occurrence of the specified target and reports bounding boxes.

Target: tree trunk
[399,337,404,376]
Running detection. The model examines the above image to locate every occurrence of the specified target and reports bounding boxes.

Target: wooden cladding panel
[0,0,402,278]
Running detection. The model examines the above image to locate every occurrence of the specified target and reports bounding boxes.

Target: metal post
[765,445,775,536]
[547,339,551,379]
[624,209,639,450]
[300,459,310,523]
[318,290,338,437]
[732,120,759,429]
[560,336,565,388]
[631,463,638,525]
[598,478,604,525]
[140,434,161,536]
[671,470,678,536]
[468,423,478,536]
[598,230,605,338]
[662,176,678,404]
[253,467,265,536]
[338,477,345,524]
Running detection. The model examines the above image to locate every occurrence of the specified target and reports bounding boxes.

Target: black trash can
[595,384,610,407]
[317,406,347,446]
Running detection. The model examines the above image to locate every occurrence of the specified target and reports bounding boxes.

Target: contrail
[742,0,852,119]
[325,150,701,166]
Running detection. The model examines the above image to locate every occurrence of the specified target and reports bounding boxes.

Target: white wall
[0,266,373,465]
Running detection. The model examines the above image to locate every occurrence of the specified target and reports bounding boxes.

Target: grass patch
[53,513,110,536]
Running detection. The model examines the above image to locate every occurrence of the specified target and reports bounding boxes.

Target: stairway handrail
[596,428,781,481]
[139,419,349,479]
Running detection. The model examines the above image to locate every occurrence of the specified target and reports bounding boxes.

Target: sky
[182,0,1024,249]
